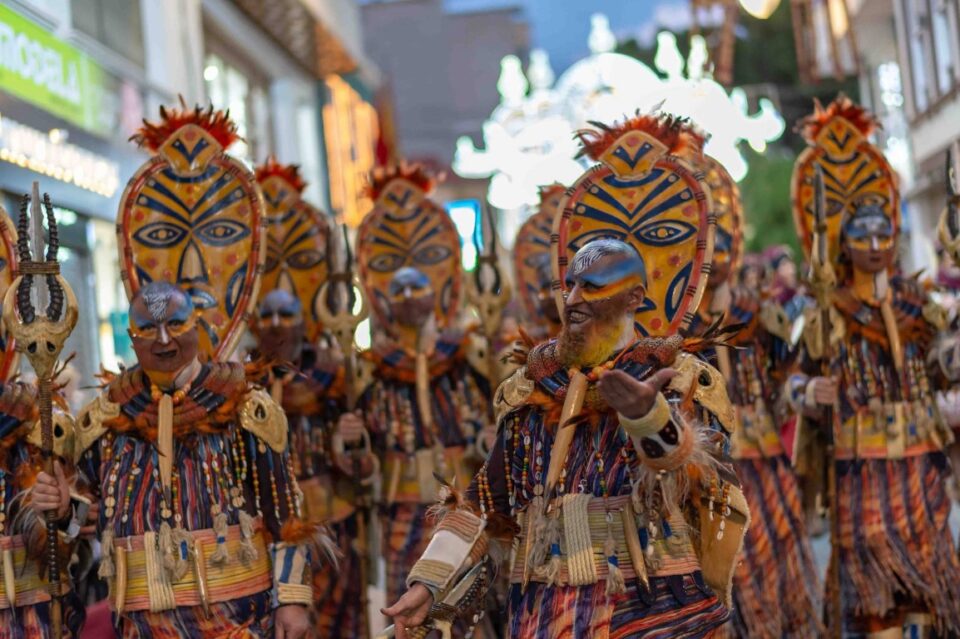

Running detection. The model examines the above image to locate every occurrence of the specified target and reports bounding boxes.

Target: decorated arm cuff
[619,393,671,439]
[785,373,811,412]
[270,543,313,607]
[406,509,487,593]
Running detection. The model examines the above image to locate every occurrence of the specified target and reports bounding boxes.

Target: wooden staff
[318,224,372,639]
[2,184,79,639]
[809,166,841,637]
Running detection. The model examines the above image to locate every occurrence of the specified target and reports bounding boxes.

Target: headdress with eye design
[514,184,565,324]
[356,163,462,329]
[118,99,266,360]
[552,113,715,336]
[791,95,899,274]
[703,155,743,277]
[255,157,331,342]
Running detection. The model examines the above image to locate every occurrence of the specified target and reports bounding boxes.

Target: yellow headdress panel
[514,185,564,324]
[791,96,899,270]
[118,103,266,360]
[553,114,715,336]
[703,155,743,277]
[255,158,331,342]
[356,165,462,329]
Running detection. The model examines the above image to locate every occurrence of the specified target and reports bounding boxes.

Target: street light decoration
[454,15,785,214]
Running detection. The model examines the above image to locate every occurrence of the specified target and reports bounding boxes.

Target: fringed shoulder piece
[131,97,240,152]
[255,155,307,192]
[795,94,879,144]
[575,112,706,162]
[366,162,439,200]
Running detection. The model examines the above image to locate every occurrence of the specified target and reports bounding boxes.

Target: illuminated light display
[322,74,379,228]
[454,14,786,212]
[0,113,120,197]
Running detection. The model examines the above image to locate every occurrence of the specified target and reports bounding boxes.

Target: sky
[443,0,697,74]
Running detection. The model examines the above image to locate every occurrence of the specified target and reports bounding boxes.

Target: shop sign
[0,112,120,197]
[0,4,110,136]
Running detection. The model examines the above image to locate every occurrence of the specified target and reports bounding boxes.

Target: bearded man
[70,282,332,638]
[384,239,744,638]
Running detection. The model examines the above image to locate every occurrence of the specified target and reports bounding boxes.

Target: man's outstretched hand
[382,583,434,639]
[597,368,677,420]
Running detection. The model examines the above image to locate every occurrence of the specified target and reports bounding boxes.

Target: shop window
[930,0,959,95]
[72,0,145,67]
[203,52,273,162]
[903,0,932,111]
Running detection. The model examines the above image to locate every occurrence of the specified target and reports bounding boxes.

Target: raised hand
[597,368,677,420]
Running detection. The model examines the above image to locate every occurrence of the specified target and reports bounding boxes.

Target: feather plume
[796,94,880,144]
[280,518,341,570]
[681,316,746,354]
[576,112,706,162]
[366,162,441,200]
[255,156,307,193]
[131,96,241,152]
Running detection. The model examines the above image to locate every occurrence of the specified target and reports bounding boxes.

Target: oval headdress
[552,113,715,336]
[791,95,899,272]
[356,164,462,329]
[0,204,17,381]
[703,155,743,278]
[255,157,331,342]
[514,184,564,324]
[118,102,266,360]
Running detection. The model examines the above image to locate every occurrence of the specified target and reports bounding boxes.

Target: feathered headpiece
[131,97,241,152]
[575,112,706,162]
[255,156,307,193]
[366,162,440,200]
[795,94,880,145]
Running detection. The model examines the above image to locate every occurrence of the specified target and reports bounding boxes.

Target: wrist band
[619,392,671,438]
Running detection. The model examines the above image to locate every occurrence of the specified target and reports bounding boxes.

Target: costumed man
[352,164,492,610]
[693,156,823,637]
[789,96,960,636]
[71,104,333,638]
[512,184,565,343]
[383,114,748,638]
[252,157,371,638]
[0,197,86,639]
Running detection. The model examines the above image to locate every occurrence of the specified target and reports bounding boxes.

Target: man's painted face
[558,247,645,366]
[256,289,304,362]
[845,207,896,274]
[387,267,436,329]
[129,284,200,382]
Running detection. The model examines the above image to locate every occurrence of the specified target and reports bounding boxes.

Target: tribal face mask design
[119,103,266,360]
[256,158,330,342]
[357,167,461,330]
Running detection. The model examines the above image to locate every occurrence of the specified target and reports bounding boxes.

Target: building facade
[0,0,379,406]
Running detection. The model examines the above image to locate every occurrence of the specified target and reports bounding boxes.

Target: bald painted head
[256,289,305,362]
[128,281,200,386]
[558,239,646,367]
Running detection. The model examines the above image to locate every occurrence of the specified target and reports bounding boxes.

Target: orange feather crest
[255,156,307,193]
[796,94,879,144]
[538,183,567,205]
[576,112,706,162]
[131,97,241,152]
[366,162,441,200]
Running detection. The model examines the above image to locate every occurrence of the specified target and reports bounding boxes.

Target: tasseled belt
[0,534,70,609]
[511,494,700,594]
[103,516,271,613]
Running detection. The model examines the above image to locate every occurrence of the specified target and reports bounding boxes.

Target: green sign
[0,4,110,136]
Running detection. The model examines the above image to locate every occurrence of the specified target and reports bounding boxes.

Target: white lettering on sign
[0,113,120,197]
[0,20,81,105]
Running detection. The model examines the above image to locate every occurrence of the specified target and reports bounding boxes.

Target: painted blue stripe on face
[565,255,646,289]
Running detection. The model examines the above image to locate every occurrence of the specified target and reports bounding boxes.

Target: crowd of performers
[2,92,960,639]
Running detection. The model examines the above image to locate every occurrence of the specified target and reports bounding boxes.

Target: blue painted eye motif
[195,220,250,247]
[636,220,696,246]
[134,223,188,248]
